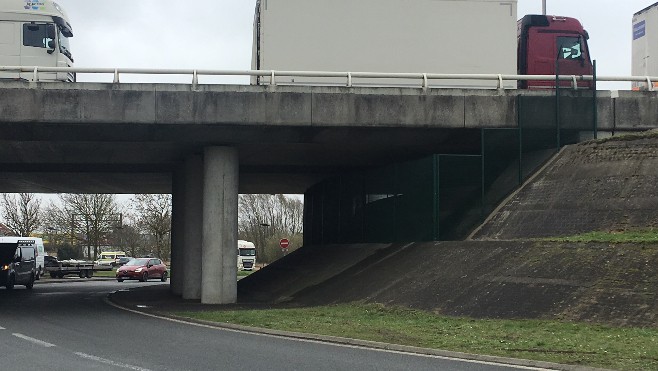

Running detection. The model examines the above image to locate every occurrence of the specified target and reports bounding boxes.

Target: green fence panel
[482,129,521,215]
[363,165,397,243]
[339,174,365,243]
[320,177,342,244]
[437,155,483,240]
[395,156,437,242]
[518,95,559,179]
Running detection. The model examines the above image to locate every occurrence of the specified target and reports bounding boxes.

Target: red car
[116,258,168,282]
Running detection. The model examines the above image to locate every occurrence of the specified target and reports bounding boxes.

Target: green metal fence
[304,85,599,245]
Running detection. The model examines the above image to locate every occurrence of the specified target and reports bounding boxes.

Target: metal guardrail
[1,66,658,91]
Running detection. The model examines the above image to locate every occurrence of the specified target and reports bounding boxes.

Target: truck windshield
[557,36,583,60]
[58,27,73,61]
[239,248,256,256]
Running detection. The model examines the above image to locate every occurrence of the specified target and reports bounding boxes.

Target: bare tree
[1,193,42,236]
[46,194,121,260]
[108,223,145,258]
[238,194,304,263]
[131,194,171,261]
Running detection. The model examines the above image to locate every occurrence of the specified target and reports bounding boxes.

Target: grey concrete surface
[170,165,184,296]
[182,155,203,300]
[201,147,239,304]
[1,82,652,195]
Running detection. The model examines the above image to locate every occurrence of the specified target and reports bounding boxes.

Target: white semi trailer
[632,2,658,90]
[251,0,518,89]
[0,0,74,82]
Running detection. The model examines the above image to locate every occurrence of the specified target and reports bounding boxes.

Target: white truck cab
[237,240,256,271]
[0,0,74,82]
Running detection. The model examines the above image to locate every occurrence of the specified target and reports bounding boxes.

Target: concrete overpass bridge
[1,81,656,304]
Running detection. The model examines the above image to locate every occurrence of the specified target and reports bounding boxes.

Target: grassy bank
[94,269,116,277]
[176,303,658,370]
[544,229,658,243]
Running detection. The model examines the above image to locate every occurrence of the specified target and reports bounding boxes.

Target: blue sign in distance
[634,20,646,40]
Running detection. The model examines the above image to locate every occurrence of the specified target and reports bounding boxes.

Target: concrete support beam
[170,165,185,296]
[182,155,203,300]
[201,147,239,304]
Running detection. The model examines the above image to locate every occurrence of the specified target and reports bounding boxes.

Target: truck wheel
[140,272,148,282]
[160,271,168,282]
[50,272,57,279]
[86,270,93,278]
[57,272,65,279]
[79,271,86,278]
[117,278,124,282]
[25,275,34,290]
[5,274,15,290]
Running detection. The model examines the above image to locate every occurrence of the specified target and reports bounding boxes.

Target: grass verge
[93,269,116,277]
[543,229,658,243]
[176,303,658,370]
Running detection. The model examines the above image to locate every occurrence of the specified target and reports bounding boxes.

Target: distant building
[0,223,17,237]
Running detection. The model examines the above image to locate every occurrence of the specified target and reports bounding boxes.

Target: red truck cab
[518,15,593,89]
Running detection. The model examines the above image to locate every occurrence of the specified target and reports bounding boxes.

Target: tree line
[238,194,304,264]
[1,193,304,264]
[1,193,171,261]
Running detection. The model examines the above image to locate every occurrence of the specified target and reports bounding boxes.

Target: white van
[96,251,127,267]
[0,236,45,279]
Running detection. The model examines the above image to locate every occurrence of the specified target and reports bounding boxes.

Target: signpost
[280,238,290,256]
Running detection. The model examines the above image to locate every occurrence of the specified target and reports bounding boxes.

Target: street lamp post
[542,0,547,15]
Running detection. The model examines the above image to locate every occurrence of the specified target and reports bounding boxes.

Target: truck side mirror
[47,39,56,54]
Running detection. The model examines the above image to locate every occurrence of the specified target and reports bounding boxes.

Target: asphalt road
[0,280,551,371]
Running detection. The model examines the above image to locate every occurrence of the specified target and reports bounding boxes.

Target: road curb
[106,290,611,371]
[36,277,116,284]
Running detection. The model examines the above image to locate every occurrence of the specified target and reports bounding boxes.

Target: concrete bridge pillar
[201,147,239,304]
[170,165,185,296]
[182,154,203,300]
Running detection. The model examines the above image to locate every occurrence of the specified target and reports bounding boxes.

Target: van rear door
[17,245,36,283]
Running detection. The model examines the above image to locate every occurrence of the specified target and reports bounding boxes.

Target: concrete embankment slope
[239,133,658,327]
[473,132,658,239]
[239,241,658,327]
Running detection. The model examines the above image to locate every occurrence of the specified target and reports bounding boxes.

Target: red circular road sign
[279,239,290,249]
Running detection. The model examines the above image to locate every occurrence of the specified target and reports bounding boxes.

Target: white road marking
[34,292,78,295]
[12,333,56,347]
[0,326,5,330]
[74,352,152,371]
[106,299,552,371]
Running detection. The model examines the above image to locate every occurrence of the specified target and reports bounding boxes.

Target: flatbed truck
[45,259,112,279]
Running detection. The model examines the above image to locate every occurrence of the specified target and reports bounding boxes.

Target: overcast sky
[51,0,658,89]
